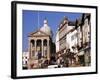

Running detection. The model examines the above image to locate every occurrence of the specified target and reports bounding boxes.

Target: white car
[48,65,63,68]
[48,65,58,68]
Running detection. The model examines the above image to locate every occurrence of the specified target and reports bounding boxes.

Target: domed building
[40,19,53,37]
[28,19,54,69]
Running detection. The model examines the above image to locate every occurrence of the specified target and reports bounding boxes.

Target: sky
[22,10,82,51]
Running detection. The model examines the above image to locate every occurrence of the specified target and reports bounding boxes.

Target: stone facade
[55,13,91,66]
[28,19,54,69]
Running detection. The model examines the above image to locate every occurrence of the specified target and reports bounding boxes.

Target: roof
[40,19,52,37]
[28,29,50,37]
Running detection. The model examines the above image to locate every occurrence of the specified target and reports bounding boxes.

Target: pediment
[29,30,49,37]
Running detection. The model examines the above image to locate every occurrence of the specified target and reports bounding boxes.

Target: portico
[28,19,53,69]
[29,36,50,60]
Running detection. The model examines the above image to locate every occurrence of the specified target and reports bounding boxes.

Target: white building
[55,14,91,66]
[56,30,59,53]
[82,18,90,45]
[66,29,78,51]
[77,26,82,48]
[81,14,91,66]
[55,16,75,54]
[22,51,29,69]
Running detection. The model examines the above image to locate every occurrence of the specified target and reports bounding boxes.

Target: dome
[40,19,52,37]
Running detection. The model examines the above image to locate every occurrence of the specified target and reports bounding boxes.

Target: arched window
[31,40,35,47]
[43,39,47,46]
[37,40,41,46]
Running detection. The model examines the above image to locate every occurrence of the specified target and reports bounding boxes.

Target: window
[31,40,35,47]
[71,33,78,41]
[25,61,27,64]
[60,38,65,46]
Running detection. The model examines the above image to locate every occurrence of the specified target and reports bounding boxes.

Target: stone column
[42,39,44,57]
[30,41,32,58]
[35,39,36,53]
[34,39,37,59]
[47,39,50,60]
[29,39,31,59]
[28,38,32,69]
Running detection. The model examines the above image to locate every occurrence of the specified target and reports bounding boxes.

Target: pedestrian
[38,51,42,59]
